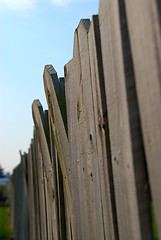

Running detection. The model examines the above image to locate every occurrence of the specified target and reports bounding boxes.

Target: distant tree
[0,185,8,203]
[0,164,5,178]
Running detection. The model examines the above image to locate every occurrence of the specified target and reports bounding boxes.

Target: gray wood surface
[31,136,41,240]
[44,173,52,240]
[124,0,161,237]
[21,154,29,240]
[65,56,85,240]
[77,19,105,240]
[35,133,48,240]
[43,65,74,239]
[28,145,36,240]
[12,160,29,240]
[88,15,118,240]
[99,0,153,239]
[32,100,59,240]
[49,115,67,240]
[10,1,161,238]
[63,184,72,240]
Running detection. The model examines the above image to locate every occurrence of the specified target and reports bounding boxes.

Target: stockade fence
[9,0,161,239]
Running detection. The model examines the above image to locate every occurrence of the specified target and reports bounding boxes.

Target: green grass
[0,207,13,239]
[151,203,158,240]
[0,204,158,240]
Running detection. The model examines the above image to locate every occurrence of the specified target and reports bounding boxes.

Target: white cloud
[50,0,84,6]
[0,0,35,10]
[0,0,90,10]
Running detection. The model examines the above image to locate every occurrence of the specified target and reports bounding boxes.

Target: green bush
[0,185,8,203]
[0,207,14,239]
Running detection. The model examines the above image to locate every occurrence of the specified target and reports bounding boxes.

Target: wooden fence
[10,0,161,239]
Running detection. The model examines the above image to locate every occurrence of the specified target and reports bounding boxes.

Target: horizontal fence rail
[10,0,161,239]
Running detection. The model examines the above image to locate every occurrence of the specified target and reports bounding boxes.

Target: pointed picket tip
[45,64,57,75]
[32,99,43,126]
[43,65,59,92]
[43,64,67,132]
[71,19,91,60]
[43,63,74,237]
[75,19,91,34]
[32,99,42,109]
[79,19,91,32]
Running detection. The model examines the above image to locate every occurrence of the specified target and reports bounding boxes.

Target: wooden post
[49,115,67,240]
[124,0,161,237]
[31,137,41,240]
[43,65,74,239]
[35,132,48,240]
[28,145,36,240]
[32,100,59,240]
[88,15,118,240]
[99,0,153,239]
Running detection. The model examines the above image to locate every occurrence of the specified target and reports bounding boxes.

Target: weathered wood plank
[28,145,36,240]
[43,65,74,239]
[13,159,29,240]
[34,132,48,240]
[99,0,153,239]
[43,111,53,240]
[31,137,41,240]
[124,0,161,237]
[77,19,105,239]
[55,77,71,240]
[49,115,67,240]
[55,148,67,240]
[32,100,59,240]
[88,15,118,240]
[65,57,85,240]
[63,184,72,240]
[44,172,52,240]
[21,154,29,240]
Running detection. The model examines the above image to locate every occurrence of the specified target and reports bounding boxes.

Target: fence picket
[32,100,59,240]
[43,65,74,238]
[99,0,153,239]
[35,135,48,240]
[10,1,161,238]
[124,0,161,237]
[28,145,36,240]
[88,14,118,240]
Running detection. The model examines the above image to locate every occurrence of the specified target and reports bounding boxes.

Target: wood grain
[88,14,118,240]
[32,100,59,240]
[124,0,161,237]
[99,0,153,239]
[43,65,74,239]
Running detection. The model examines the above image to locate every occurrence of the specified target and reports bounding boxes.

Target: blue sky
[0,0,99,173]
